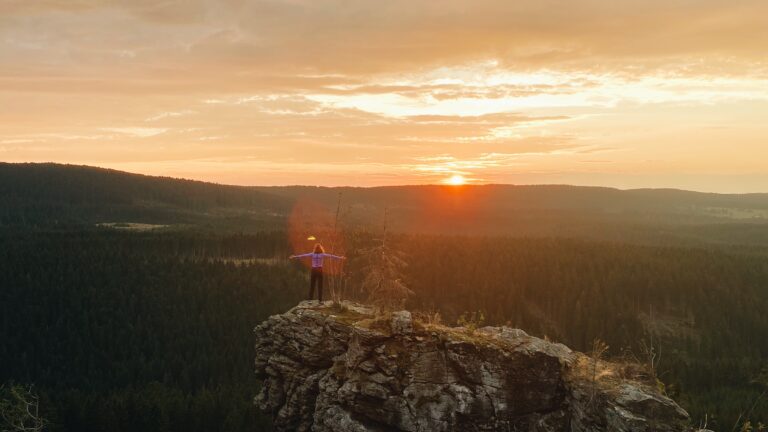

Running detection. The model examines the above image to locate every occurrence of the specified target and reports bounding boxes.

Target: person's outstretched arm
[289,253,313,259]
[322,253,346,260]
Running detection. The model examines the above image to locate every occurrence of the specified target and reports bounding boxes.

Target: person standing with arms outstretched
[290,243,345,303]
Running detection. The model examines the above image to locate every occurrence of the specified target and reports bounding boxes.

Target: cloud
[100,127,168,138]
[146,110,195,121]
[3,1,768,86]
[400,139,607,182]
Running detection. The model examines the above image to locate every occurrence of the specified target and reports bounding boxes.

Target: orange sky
[1,0,767,192]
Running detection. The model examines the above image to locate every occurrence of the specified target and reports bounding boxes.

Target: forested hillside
[3,163,768,245]
[0,163,290,229]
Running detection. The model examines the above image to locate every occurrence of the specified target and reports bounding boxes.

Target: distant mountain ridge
[2,163,768,242]
[0,163,291,229]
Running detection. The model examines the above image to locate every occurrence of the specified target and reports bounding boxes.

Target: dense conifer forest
[0,230,299,431]
[2,229,768,430]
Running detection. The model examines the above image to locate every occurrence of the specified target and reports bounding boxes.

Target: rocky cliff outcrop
[254,302,690,432]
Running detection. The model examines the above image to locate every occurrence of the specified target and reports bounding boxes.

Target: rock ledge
[254,301,689,432]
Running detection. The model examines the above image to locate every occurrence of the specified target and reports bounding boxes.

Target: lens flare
[287,198,346,274]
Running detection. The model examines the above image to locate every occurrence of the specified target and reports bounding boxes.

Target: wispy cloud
[146,110,195,122]
[401,145,608,183]
[100,127,168,138]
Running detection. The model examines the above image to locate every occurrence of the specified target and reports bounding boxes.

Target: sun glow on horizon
[445,174,467,186]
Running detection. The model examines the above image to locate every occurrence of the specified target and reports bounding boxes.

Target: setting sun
[445,174,467,186]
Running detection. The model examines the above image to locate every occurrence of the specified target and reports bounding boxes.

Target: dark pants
[309,267,323,302]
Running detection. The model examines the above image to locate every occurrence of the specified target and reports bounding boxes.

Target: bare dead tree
[641,304,661,381]
[327,191,344,303]
[359,208,412,311]
[0,384,45,432]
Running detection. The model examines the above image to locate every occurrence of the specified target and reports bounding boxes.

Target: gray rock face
[254,301,690,432]
[390,310,413,335]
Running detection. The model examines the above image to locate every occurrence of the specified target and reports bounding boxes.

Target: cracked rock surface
[254,301,690,432]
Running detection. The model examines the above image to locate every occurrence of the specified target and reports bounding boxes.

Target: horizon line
[3,161,768,196]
